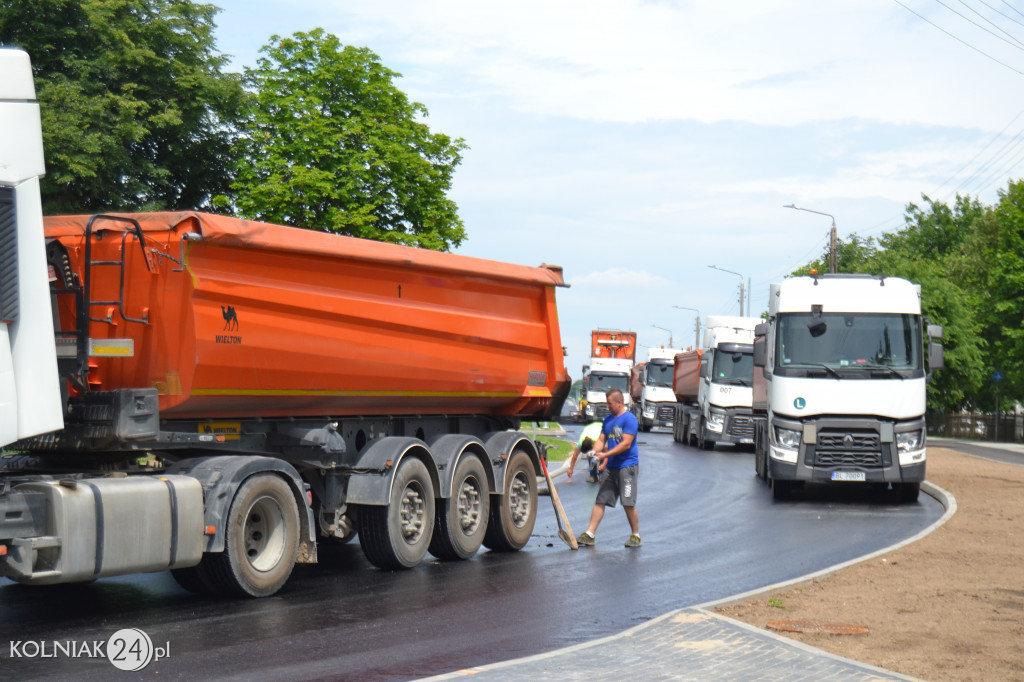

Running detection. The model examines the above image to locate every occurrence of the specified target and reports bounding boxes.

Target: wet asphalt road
[0,429,944,680]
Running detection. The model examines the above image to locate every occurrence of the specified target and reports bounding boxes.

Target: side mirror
[928,342,944,372]
[753,337,766,367]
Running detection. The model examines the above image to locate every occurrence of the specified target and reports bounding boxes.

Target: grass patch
[533,434,574,461]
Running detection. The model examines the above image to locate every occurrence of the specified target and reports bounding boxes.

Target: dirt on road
[714,447,1024,681]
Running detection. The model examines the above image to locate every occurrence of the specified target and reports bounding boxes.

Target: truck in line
[751,273,943,502]
[578,329,635,423]
[630,346,683,432]
[0,48,570,597]
[671,316,759,449]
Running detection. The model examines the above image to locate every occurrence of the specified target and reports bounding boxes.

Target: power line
[941,0,1024,50]
[972,0,1024,33]
[999,0,1024,22]
[893,0,1024,75]
[933,106,1024,201]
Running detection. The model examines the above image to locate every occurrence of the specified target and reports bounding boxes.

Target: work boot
[577,531,595,547]
[624,534,642,548]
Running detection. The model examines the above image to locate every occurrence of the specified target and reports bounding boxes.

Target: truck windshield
[712,350,753,386]
[588,372,629,393]
[645,363,674,388]
[775,312,923,377]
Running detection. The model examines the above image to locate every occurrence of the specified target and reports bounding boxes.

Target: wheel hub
[456,477,483,533]
[244,495,287,572]
[507,473,531,528]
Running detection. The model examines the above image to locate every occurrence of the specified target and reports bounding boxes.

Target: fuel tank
[44,212,570,420]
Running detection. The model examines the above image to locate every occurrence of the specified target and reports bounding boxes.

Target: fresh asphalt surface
[0,428,947,680]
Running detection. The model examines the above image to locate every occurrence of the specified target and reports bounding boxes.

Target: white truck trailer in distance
[673,316,759,449]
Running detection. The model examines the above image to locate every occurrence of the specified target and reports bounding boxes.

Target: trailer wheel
[206,474,300,598]
[483,449,537,552]
[430,456,490,560]
[358,457,435,569]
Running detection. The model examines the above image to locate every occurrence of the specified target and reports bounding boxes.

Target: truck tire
[896,482,920,503]
[483,449,537,552]
[699,423,714,451]
[771,477,792,500]
[205,474,300,598]
[430,455,490,560]
[170,564,214,594]
[358,457,435,569]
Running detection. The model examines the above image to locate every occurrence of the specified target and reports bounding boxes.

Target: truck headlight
[643,404,656,417]
[584,403,594,417]
[774,426,801,450]
[707,409,725,433]
[896,430,923,453]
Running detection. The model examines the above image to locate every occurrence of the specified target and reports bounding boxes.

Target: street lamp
[672,305,701,349]
[708,265,746,316]
[784,203,838,274]
[651,324,673,348]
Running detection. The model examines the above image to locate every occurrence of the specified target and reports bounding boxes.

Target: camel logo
[221,305,239,331]
[216,305,241,345]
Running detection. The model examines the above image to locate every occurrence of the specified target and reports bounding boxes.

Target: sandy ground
[714,447,1024,681]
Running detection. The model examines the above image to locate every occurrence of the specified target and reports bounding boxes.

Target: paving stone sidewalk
[421,607,916,681]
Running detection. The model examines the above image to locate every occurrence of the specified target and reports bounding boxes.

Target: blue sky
[210,0,1024,374]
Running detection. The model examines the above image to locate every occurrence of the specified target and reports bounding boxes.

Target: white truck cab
[753,274,943,502]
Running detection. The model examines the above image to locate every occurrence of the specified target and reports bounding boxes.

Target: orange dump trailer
[589,329,636,362]
[4,205,569,597]
[44,212,568,421]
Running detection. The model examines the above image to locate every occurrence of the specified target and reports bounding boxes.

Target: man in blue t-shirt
[576,388,642,548]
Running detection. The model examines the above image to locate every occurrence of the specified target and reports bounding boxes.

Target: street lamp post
[651,325,673,348]
[708,265,745,316]
[784,203,838,274]
[672,305,701,348]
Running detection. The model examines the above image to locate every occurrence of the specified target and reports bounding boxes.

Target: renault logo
[843,434,854,449]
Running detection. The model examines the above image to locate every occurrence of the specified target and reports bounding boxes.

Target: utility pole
[673,306,701,348]
[708,266,745,316]
[785,204,838,274]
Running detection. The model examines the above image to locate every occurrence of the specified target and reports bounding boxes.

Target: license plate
[831,471,866,482]
[739,438,753,444]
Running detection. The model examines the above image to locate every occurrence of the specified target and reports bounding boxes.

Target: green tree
[0,0,245,213]
[223,29,467,251]
[960,181,1024,408]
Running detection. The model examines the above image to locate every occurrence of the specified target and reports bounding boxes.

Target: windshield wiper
[860,363,905,380]
[801,363,843,380]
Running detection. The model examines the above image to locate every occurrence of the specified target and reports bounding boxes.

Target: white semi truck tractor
[752,273,943,502]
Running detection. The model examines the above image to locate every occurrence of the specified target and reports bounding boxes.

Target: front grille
[727,415,755,439]
[592,404,610,419]
[814,429,883,468]
[656,405,676,421]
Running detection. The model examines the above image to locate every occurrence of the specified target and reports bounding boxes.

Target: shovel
[540,456,577,550]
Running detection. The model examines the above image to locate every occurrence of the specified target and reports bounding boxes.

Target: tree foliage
[0,0,245,213]
[793,186,1024,413]
[221,29,468,251]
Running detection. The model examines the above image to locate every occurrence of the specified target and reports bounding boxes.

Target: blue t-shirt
[601,410,639,469]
